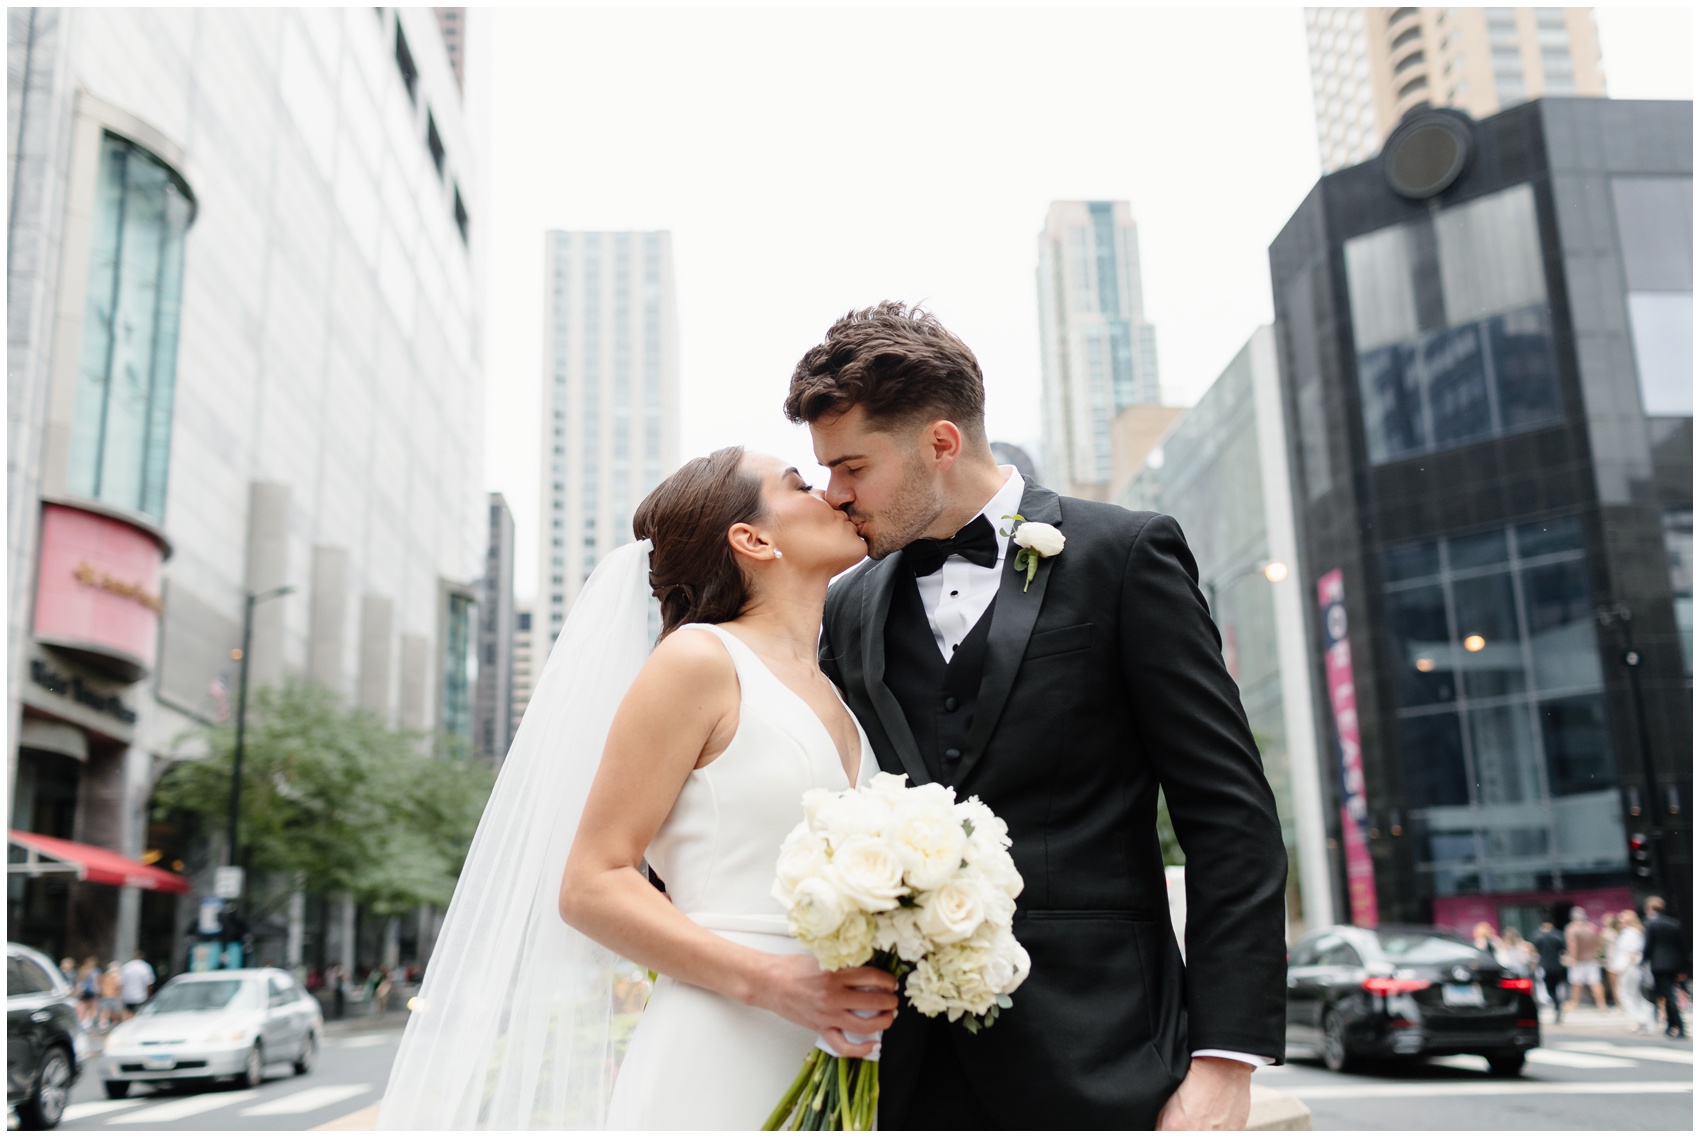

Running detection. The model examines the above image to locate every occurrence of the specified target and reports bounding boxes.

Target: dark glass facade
[1270,99,1693,929]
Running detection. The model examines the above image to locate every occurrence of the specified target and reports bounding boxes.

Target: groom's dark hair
[783,301,986,437]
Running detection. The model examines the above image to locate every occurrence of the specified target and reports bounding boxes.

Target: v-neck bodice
[642,623,874,932]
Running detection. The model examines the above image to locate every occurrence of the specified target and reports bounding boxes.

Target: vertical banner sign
[1317,569,1379,927]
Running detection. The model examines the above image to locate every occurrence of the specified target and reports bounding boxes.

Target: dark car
[7,943,84,1128]
[1286,924,1540,1075]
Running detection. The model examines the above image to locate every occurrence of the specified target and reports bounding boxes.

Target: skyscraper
[538,231,680,643]
[1036,201,1160,502]
[475,493,515,767]
[1305,7,1606,173]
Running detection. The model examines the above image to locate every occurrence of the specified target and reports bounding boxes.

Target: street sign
[197,896,223,934]
[213,865,244,899]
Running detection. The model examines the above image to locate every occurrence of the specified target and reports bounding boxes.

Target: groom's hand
[1155,1055,1254,1131]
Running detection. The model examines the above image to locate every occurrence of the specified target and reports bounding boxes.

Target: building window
[1666,507,1694,676]
[66,133,194,523]
[1612,177,1694,416]
[394,23,418,103]
[1346,183,1563,465]
[426,111,445,178]
[442,592,477,742]
[453,185,469,246]
[1381,516,1625,895]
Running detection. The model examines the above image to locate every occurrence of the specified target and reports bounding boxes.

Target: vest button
[944,748,962,762]
[943,696,959,713]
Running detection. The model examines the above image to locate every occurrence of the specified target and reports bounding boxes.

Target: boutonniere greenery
[1000,516,1066,592]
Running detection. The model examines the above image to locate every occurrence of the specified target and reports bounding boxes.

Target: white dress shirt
[910,467,1271,1070]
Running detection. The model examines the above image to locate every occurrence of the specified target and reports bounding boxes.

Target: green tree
[152,678,492,916]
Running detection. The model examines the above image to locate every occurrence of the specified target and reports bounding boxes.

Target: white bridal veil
[377,540,656,1130]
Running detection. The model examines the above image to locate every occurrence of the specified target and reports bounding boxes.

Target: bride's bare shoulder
[637,624,736,689]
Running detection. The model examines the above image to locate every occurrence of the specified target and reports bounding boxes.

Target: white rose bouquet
[762,773,1029,1131]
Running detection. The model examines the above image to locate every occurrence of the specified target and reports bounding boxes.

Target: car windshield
[142,978,259,1015]
[1374,931,1492,966]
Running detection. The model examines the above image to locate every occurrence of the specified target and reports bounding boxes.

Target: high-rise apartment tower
[538,232,679,643]
[1305,7,1605,173]
[1036,201,1160,502]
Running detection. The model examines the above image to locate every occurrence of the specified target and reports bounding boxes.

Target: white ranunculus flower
[829,835,907,912]
[801,788,837,829]
[787,875,850,940]
[970,843,1024,899]
[866,771,911,807]
[1013,521,1066,557]
[776,829,831,889]
[885,801,968,892]
[815,790,891,840]
[916,879,986,945]
[813,912,877,972]
[980,930,1032,994]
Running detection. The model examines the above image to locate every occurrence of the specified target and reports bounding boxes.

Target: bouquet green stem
[761,1047,878,1131]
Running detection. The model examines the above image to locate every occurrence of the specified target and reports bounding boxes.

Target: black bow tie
[904,514,999,577]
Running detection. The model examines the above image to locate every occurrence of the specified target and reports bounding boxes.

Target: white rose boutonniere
[1001,515,1065,592]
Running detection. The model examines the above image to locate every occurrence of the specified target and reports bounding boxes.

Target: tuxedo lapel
[956,483,1064,785]
[859,553,932,787]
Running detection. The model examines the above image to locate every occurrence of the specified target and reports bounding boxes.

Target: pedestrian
[98,962,123,1030]
[118,949,155,1020]
[1472,921,1502,956]
[1532,920,1568,1021]
[1599,912,1620,1008]
[59,957,77,987]
[75,957,100,1028]
[1612,910,1650,1032]
[1499,927,1532,976]
[370,965,393,1015]
[324,961,346,1020]
[1564,907,1607,1013]
[1643,897,1689,1039]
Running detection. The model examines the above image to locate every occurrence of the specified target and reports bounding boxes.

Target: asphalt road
[1264,1017,1693,1131]
[53,1016,403,1132]
[44,1010,1693,1131]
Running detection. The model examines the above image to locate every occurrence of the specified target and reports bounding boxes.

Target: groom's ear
[923,418,964,469]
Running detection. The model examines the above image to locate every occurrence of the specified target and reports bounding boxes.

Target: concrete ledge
[1248,1083,1313,1130]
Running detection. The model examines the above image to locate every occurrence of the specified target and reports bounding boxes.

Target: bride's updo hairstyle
[633,446,767,639]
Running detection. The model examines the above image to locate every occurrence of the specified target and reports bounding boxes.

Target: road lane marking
[241,1084,372,1116]
[329,1034,390,1049]
[1555,1042,1695,1065]
[1429,1055,1489,1072]
[1526,1048,1637,1069]
[105,1089,261,1123]
[1294,1080,1692,1100]
[61,1100,141,1121]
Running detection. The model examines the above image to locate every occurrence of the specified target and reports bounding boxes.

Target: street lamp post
[1595,603,1669,896]
[1203,559,1290,614]
[222,585,295,955]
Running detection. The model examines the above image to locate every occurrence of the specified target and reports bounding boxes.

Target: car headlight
[214,1025,252,1044]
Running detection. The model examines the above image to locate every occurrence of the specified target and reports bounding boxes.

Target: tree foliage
[152,678,493,915]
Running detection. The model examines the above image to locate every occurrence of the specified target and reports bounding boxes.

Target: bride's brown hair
[633,446,767,639]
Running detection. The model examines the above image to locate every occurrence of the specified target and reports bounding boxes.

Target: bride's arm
[559,627,896,1055]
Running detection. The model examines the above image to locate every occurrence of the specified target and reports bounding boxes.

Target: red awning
[7,830,191,893]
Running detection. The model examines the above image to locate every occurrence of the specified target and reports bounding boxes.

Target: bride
[378,447,898,1130]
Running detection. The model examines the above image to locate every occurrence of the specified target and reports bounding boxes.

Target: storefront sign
[29,658,138,724]
[1318,569,1379,927]
[34,503,165,676]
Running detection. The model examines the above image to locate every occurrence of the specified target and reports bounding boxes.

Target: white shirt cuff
[1191,1049,1272,1067]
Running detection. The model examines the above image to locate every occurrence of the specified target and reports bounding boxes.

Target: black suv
[7,943,83,1129]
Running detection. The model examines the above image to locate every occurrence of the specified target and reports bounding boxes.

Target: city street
[1264,1013,1694,1131]
[54,1017,403,1132]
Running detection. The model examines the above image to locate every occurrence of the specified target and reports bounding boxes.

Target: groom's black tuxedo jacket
[820,482,1288,1129]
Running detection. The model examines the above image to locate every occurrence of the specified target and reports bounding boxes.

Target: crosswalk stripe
[105,1089,261,1123]
[60,1100,141,1122]
[241,1084,372,1116]
[1526,1047,1637,1069]
[1293,1079,1692,1100]
[1556,1042,1695,1065]
[329,1034,390,1049]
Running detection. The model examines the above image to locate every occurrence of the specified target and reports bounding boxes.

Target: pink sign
[34,504,166,676]
[1318,569,1379,927]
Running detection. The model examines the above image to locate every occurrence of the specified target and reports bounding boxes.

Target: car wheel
[1322,1008,1359,1073]
[17,1046,73,1129]
[104,1080,130,1100]
[235,1043,265,1089]
[1486,1050,1528,1077]
[293,1030,318,1076]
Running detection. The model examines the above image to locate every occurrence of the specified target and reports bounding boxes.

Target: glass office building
[1269,98,1692,930]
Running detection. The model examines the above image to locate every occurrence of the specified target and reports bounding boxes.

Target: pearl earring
[773,550,784,560]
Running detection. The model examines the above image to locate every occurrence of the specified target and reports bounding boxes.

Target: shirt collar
[977,467,1027,562]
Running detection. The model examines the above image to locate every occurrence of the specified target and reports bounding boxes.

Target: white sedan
[98,968,321,1098]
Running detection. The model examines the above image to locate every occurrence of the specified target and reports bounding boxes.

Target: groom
[784,303,1288,1130]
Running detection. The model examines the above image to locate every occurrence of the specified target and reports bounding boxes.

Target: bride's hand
[751,954,899,1058]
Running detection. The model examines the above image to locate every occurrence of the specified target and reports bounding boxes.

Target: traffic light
[1628,832,1653,878]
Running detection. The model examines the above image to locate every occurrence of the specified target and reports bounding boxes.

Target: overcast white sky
[479,4,1694,601]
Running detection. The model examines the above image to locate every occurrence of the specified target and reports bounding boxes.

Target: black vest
[883,572,997,784]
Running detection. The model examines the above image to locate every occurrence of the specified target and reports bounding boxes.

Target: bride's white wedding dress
[606,623,875,1130]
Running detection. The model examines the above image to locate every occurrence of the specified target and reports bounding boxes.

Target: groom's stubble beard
[852,452,949,560]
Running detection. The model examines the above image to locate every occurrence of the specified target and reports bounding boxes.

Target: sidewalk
[1536,1001,1690,1037]
[322,1008,411,1037]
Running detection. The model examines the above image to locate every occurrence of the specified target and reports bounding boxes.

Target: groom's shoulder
[1054,491,1168,543]
[824,557,880,613]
